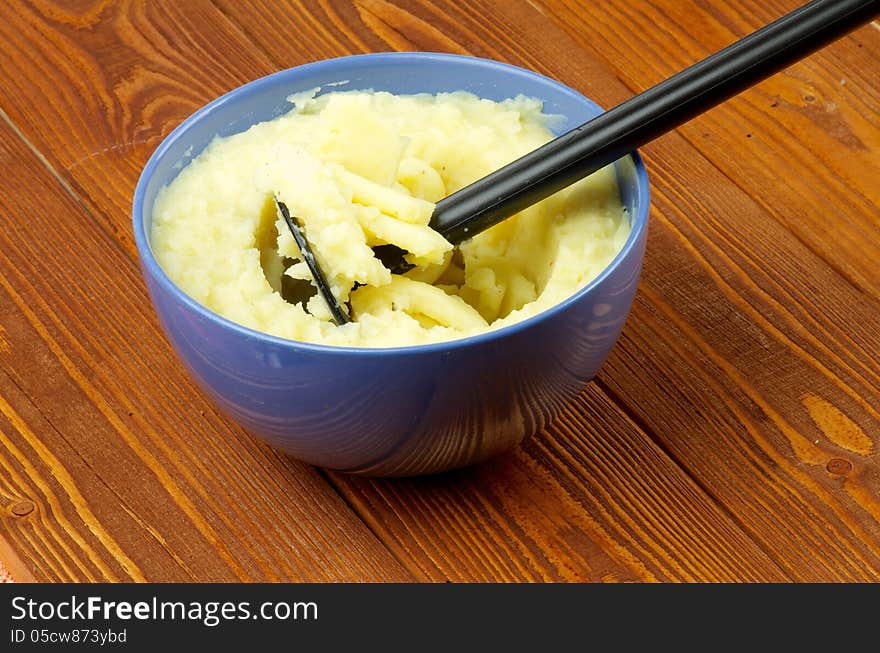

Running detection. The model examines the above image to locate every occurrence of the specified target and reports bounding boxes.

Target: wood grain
[535,0,880,298]
[0,0,274,259]
[214,0,880,580]
[0,119,412,582]
[332,386,788,582]
[0,0,877,582]
[0,0,786,582]
[523,0,880,579]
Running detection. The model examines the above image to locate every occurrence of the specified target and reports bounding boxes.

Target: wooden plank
[0,122,412,582]
[596,159,880,579]
[1,369,160,582]
[534,0,880,298]
[214,0,880,580]
[0,0,876,581]
[506,0,880,578]
[0,0,789,581]
[0,0,275,260]
[332,386,789,582]
[213,3,796,580]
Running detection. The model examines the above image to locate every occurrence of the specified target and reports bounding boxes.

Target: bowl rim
[132,51,650,357]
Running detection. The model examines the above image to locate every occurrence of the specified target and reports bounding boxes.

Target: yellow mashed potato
[151,90,630,347]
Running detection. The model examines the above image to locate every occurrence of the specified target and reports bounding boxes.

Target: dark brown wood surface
[0,0,877,582]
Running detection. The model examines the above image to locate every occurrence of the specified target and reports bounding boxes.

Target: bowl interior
[136,53,647,262]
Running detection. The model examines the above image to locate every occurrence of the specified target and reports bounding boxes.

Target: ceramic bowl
[132,52,649,476]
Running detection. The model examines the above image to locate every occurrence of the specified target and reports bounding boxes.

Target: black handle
[431,0,879,244]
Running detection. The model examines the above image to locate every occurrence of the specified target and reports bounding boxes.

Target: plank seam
[594,375,795,579]
[0,104,130,278]
[0,368,194,582]
[209,0,802,581]
[0,79,407,581]
[315,467,429,582]
[0,105,106,230]
[209,0,300,66]
[209,0,427,579]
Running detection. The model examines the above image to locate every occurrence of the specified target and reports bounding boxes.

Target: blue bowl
[132,52,650,477]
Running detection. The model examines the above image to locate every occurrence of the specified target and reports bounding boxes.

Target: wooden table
[0,0,877,583]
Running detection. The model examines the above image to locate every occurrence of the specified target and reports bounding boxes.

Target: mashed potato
[151,90,630,347]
